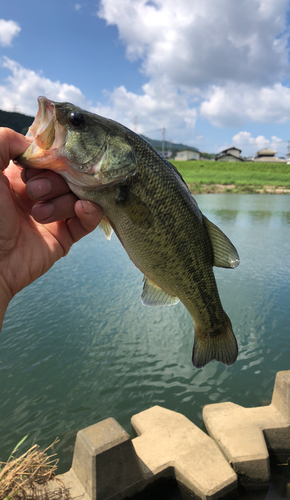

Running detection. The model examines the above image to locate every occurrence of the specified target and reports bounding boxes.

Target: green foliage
[141,135,199,154]
[8,436,29,463]
[171,160,290,189]
[0,110,33,135]
[200,152,216,160]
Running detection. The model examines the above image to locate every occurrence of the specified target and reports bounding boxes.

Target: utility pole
[160,127,166,156]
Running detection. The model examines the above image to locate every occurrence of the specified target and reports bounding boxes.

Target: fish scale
[16,96,240,369]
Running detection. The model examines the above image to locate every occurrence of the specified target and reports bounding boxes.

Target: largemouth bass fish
[16,96,240,369]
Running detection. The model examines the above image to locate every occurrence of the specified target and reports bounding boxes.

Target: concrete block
[265,370,290,462]
[203,370,290,488]
[70,417,147,500]
[50,470,91,500]
[203,402,271,487]
[271,371,290,421]
[131,405,237,500]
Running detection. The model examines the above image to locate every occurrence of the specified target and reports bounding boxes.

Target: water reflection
[0,194,289,476]
[212,209,238,222]
[202,194,290,228]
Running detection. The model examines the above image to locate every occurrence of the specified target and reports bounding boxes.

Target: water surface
[0,194,289,476]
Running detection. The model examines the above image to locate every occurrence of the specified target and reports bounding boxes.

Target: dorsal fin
[141,277,180,306]
[203,215,239,269]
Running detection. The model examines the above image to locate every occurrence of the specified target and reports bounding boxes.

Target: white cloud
[231,131,285,157]
[98,0,290,131]
[200,82,290,127]
[91,77,198,142]
[0,19,21,46]
[233,131,270,149]
[270,135,284,153]
[99,0,289,88]
[0,58,196,143]
[1,1,290,148]
[0,58,91,115]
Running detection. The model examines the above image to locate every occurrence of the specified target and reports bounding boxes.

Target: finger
[0,128,30,170]
[21,167,49,183]
[21,167,41,182]
[25,170,71,201]
[4,161,34,212]
[31,193,78,223]
[67,200,103,242]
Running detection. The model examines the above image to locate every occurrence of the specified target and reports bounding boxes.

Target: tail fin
[192,319,238,369]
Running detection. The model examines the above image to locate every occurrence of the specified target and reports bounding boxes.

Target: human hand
[0,128,102,326]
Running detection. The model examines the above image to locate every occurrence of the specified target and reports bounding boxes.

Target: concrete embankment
[46,370,290,500]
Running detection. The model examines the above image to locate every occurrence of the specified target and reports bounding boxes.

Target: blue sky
[1,0,290,157]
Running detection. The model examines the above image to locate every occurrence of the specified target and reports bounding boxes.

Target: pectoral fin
[116,186,154,229]
[99,216,114,240]
[141,277,180,306]
[203,215,239,269]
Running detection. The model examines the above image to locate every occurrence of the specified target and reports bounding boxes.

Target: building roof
[219,146,242,154]
[176,149,199,153]
[256,148,276,156]
[215,152,244,161]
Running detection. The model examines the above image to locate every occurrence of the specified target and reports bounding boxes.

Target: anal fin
[99,216,113,240]
[141,277,180,307]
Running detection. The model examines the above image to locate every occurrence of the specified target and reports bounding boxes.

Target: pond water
[0,194,289,485]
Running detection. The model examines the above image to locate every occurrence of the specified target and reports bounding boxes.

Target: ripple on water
[0,195,289,473]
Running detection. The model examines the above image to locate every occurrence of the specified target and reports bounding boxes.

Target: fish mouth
[28,96,56,149]
[15,96,67,169]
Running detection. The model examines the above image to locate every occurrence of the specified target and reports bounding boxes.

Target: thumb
[67,200,103,243]
[0,128,30,171]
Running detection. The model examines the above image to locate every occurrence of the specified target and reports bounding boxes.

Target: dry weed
[0,438,69,500]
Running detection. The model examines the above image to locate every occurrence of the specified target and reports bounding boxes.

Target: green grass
[171,160,290,192]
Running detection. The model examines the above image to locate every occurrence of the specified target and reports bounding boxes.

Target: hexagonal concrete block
[132,405,237,500]
[203,371,290,488]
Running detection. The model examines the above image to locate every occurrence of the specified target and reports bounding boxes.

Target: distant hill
[0,109,203,156]
[0,109,33,135]
[141,135,200,155]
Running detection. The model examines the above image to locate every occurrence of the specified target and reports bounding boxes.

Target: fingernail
[31,202,54,221]
[81,200,95,214]
[28,178,52,200]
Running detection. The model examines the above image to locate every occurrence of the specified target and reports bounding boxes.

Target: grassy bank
[171,160,290,193]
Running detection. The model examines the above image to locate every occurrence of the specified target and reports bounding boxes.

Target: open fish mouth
[16,96,67,169]
[27,96,56,150]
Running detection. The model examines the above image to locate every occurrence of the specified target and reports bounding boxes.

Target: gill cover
[97,135,138,185]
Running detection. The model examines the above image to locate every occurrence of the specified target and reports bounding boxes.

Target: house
[175,149,200,161]
[254,148,285,162]
[215,147,243,162]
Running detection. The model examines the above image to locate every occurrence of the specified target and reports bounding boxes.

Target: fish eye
[69,112,86,127]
